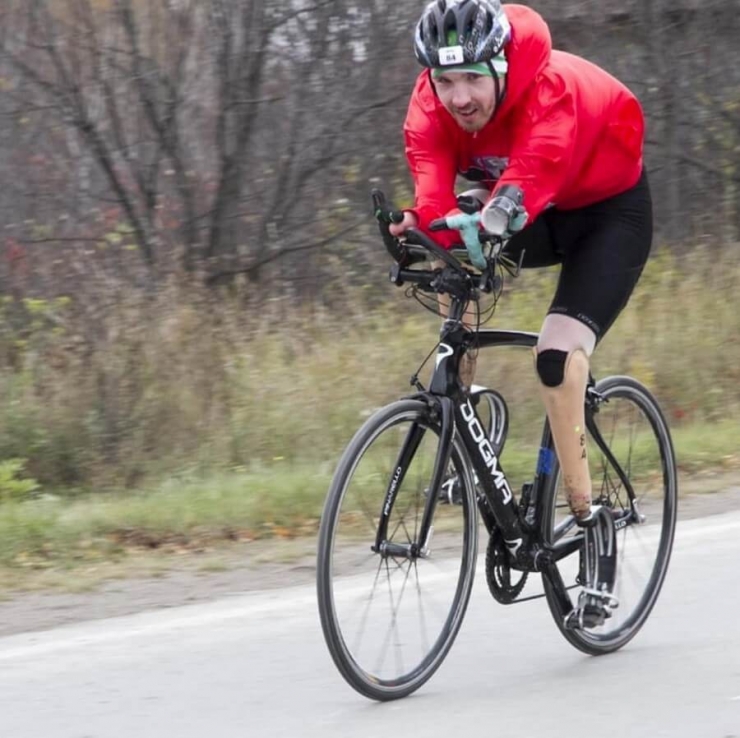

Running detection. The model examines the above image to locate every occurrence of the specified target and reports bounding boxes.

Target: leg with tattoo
[535,314,597,520]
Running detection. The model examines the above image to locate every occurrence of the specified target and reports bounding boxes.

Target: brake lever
[371,188,408,265]
[403,228,469,276]
[474,230,524,278]
[500,248,525,277]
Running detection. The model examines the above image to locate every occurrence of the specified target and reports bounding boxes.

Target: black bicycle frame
[372,300,576,618]
[373,276,646,621]
[429,320,535,547]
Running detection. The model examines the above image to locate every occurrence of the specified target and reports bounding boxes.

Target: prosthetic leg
[535,345,619,628]
[535,347,592,519]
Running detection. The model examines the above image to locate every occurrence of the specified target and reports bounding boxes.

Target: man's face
[432,72,499,132]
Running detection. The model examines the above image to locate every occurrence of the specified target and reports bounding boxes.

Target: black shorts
[504,170,653,341]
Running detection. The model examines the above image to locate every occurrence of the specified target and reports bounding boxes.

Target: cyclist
[389,0,652,524]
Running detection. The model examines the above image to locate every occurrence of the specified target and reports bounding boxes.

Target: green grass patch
[671,419,740,473]
[0,466,329,573]
[0,418,737,585]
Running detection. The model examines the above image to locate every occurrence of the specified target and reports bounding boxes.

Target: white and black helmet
[414,0,511,68]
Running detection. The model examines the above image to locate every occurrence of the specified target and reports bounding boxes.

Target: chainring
[485,528,528,604]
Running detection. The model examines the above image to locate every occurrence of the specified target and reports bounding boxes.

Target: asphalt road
[1,511,739,738]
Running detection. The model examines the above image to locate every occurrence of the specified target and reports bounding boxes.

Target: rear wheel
[317,399,478,700]
[542,376,678,654]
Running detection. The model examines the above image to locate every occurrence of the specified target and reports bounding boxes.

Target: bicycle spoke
[349,556,388,656]
[374,557,414,677]
[389,492,420,543]
[318,402,477,698]
[543,378,676,653]
[414,560,431,659]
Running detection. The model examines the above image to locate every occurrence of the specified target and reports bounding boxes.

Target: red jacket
[404,4,645,247]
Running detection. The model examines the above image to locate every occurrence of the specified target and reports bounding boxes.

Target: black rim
[317,402,478,698]
[544,377,677,648]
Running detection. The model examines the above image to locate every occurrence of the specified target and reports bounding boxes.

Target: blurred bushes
[0,245,738,493]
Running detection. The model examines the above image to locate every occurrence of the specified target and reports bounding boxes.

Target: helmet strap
[487,59,507,117]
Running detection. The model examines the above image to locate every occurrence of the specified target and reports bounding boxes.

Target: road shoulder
[0,481,737,638]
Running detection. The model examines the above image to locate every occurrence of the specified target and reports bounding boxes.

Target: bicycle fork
[372,393,529,561]
[371,397,455,560]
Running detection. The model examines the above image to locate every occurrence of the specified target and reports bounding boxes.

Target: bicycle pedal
[564,604,608,631]
[582,586,619,611]
[564,594,617,631]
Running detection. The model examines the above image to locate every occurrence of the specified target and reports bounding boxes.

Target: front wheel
[541,375,678,655]
[317,399,478,701]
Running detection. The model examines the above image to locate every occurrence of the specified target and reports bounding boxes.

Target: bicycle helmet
[414,0,511,69]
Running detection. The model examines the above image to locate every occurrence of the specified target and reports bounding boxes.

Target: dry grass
[0,245,738,578]
[3,245,739,492]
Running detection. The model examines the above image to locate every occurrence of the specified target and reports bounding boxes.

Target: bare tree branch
[205,217,365,284]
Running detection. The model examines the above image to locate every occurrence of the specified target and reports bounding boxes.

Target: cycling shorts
[504,169,652,341]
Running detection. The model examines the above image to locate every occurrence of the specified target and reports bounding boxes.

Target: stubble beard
[453,105,494,133]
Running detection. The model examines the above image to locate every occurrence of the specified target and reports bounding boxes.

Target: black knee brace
[536,349,568,388]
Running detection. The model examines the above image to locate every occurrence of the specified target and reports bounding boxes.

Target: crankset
[485,528,528,604]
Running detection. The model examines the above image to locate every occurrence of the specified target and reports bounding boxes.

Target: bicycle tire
[541,375,678,655]
[471,387,509,457]
[317,398,478,700]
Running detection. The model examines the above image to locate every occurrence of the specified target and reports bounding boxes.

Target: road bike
[316,191,677,701]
